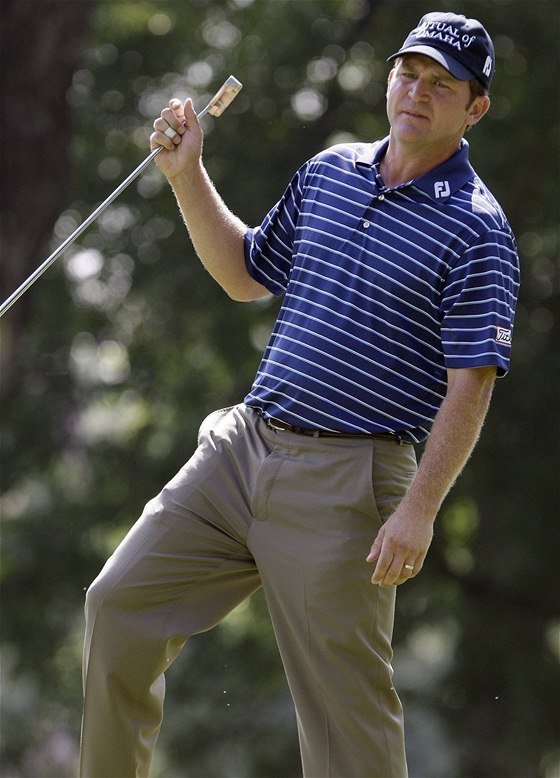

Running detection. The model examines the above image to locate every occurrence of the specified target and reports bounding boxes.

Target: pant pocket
[371,441,418,524]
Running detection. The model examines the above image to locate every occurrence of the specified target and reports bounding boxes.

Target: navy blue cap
[387,12,495,90]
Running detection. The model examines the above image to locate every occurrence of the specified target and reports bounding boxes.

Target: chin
[394,123,429,141]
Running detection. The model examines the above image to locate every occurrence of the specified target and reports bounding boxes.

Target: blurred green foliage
[1,1,558,776]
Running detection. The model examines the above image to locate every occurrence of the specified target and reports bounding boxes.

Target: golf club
[0,75,243,319]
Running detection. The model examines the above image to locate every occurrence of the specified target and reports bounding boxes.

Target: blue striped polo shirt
[243,137,519,443]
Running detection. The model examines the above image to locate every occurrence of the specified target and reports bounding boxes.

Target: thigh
[87,406,268,637]
[247,433,415,776]
[251,433,417,651]
[249,434,394,652]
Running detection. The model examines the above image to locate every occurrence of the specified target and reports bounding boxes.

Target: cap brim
[387,45,474,82]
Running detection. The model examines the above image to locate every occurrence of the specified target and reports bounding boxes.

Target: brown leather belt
[264,416,411,445]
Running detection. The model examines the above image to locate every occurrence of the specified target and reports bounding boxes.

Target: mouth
[401,109,429,121]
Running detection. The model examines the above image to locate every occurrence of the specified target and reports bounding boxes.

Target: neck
[380,133,461,188]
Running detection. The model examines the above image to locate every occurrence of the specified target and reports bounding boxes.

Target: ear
[387,66,397,94]
[466,94,491,127]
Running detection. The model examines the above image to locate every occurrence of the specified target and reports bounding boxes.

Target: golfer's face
[386,54,475,151]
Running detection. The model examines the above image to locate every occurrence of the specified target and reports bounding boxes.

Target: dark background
[1,1,558,776]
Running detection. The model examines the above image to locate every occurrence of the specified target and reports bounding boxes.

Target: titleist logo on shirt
[495,327,512,345]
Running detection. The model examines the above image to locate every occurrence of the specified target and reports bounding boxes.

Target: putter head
[205,76,243,117]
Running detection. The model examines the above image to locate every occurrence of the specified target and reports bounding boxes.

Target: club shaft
[0,148,162,318]
[0,77,241,319]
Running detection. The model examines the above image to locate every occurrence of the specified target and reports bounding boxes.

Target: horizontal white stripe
[245,141,518,439]
[272,326,444,405]
[277,304,443,377]
[285,284,442,356]
[255,363,429,427]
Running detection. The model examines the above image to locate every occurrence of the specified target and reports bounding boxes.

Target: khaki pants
[80,405,417,777]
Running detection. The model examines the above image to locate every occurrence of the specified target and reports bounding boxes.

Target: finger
[397,558,425,585]
[161,106,186,134]
[373,551,414,586]
[396,573,413,585]
[151,118,183,150]
[383,556,410,586]
[150,131,173,152]
[155,115,183,143]
[370,552,394,586]
[396,564,415,586]
[169,98,186,123]
[150,123,177,151]
[366,534,382,564]
[183,97,202,129]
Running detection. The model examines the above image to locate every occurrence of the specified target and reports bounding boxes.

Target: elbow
[225,280,271,303]
[226,288,252,302]
[227,290,253,302]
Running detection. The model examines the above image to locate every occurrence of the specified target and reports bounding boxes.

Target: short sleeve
[244,163,307,296]
[440,227,520,376]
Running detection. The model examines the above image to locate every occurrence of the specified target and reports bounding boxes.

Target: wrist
[398,487,440,525]
[168,158,205,191]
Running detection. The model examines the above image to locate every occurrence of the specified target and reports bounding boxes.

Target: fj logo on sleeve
[434,181,450,198]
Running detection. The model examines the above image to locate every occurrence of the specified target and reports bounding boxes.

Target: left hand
[366,507,434,586]
[150,98,203,181]
[366,366,497,587]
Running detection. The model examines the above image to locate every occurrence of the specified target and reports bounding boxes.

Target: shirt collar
[356,136,475,202]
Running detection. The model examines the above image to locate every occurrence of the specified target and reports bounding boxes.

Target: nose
[408,78,429,101]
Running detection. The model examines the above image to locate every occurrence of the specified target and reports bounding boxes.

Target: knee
[83,569,141,662]
[84,556,131,628]
[84,569,111,625]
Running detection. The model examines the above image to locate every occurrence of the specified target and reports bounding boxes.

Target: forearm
[169,162,264,301]
[368,366,497,587]
[150,97,267,301]
[400,365,497,523]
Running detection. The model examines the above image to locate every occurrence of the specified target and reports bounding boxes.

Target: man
[80,12,519,778]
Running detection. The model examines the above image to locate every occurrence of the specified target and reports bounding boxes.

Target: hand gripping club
[0,76,243,318]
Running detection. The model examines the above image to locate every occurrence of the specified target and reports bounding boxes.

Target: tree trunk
[0,0,97,397]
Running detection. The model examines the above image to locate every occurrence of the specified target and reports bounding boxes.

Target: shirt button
[363,221,370,228]
[378,194,385,201]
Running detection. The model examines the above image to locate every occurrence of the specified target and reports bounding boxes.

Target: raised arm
[150,98,269,302]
